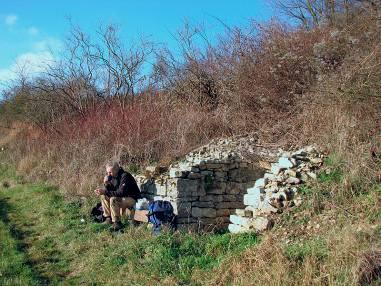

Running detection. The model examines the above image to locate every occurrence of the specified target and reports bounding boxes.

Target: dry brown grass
[357,249,381,286]
[191,219,380,285]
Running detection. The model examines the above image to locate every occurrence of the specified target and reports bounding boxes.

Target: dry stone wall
[134,135,324,233]
[135,135,278,232]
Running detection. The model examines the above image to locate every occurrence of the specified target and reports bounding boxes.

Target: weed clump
[357,249,381,286]
[2,181,10,188]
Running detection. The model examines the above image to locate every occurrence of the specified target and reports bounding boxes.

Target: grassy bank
[1,156,381,285]
[0,165,259,285]
[205,155,381,285]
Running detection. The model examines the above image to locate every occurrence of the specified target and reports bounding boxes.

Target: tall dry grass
[196,224,380,285]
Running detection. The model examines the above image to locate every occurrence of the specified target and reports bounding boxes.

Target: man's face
[106,166,119,177]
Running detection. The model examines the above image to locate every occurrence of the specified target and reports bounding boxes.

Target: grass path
[0,183,87,285]
[0,193,44,286]
[0,167,259,286]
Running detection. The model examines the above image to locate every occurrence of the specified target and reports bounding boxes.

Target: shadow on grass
[0,196,51,285]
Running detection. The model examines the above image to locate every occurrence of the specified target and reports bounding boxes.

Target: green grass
[284,237,328,263]
[0,166,259,285]
[317,153,343,184]
[0,198,41,286]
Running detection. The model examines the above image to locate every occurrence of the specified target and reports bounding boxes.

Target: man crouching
[94,161,141,231]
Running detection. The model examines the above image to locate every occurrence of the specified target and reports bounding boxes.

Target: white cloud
[0,36,62,92]
[0,51,54,88]
[15,51,54,73]
[0,68,16,86]
[5,14,18,26]
[27,26,39,36]
[34,38,63,52]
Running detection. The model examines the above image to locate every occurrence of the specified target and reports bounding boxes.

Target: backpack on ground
[91,202,105,223]
[147,200,176,234]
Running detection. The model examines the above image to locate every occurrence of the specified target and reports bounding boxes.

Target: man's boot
[111,221,124,232]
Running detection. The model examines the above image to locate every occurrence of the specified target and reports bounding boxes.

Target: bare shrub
[271,0,362,29]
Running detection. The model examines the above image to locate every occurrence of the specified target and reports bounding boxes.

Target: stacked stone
[228,146,324,234]
[134,135,277,232]
[161,157,264,231]
[183,134,278,164]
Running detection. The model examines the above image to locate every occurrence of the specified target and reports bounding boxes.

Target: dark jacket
[104,168,141,200]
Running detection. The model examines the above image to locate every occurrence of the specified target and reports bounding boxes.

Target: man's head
[106,161,120,177]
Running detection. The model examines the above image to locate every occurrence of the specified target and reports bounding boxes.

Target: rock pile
[228,146,324,234]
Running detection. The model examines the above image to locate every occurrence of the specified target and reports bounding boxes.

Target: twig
[326,201,356,218]
[0,125,15,130]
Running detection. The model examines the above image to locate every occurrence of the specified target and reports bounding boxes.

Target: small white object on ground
[135,198,150,210]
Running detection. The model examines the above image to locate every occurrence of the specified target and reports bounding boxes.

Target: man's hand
[94,188,106,196]
[104,175,112,184]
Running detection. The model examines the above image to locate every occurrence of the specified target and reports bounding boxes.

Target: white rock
[136,198,150,210]
[247,186,263,195]
[271,164,282,175]
[264,173,277,181]
[228,224,250,234]
[294,197,302,207]
[245,205,260,213]
[286,177,301,185]
[265,186,279,193]
[307,172,317,180]
[229,216,272,232]
[259,199,278,214]
[284,169,297,177]
[145,166,156,173]
[305,145,314,152]
[244,193,261,208]
[229,215,248,226]
[301,173,309,182]
[281,152,292,158]
[278,157,294,169]
[254,178,267,188]
[253,217,272,232]
[235,209,246,216]
[310,158,323,164]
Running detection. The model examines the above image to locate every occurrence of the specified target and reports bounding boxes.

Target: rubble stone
[244,193,261,207]
[278,157,294,169]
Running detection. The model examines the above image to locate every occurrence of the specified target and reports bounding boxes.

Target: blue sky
[0,0,274,88]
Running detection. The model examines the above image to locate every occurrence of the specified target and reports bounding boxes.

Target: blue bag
[147,200,176,234]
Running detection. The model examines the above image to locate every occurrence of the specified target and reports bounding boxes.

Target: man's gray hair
[106,161,120,170]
